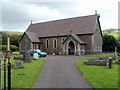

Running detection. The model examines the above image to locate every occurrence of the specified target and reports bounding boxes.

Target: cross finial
[95,10,97,15]
[31,21,32,24]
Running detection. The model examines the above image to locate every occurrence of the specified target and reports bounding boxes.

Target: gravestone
[114,52,118,59]
[52,53,55,55]
[15,60,23,68]
[33,53,38,59]
[23,53,32,62]
[84,60,106,66]
[108,57,112,68]
[115,59,120,64]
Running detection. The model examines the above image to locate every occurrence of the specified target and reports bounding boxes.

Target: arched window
[53,38,57,48]
[46,39,49,48]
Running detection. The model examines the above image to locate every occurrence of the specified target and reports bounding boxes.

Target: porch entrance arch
[68,41,75,55]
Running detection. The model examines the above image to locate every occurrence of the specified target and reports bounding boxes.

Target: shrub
[102,35,118,52]
[0,45,18,52]
[10,45,18,51]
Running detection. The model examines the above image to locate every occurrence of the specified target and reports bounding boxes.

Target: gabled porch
[62,34,86,55]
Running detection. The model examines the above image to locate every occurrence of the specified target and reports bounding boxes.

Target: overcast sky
[0,0,119,32]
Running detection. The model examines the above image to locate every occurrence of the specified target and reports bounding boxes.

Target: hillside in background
[0,31,23,35]
[0,29,119,39]
[0,31,23,47]
[102,29,120,40]
[1,29,120,53]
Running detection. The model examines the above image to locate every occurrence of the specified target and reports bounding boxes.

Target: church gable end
[92,15,103,54]
[19,33,32,54]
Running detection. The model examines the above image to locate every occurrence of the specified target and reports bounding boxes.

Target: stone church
[19,14,103,55]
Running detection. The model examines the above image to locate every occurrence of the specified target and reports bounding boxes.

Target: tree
[117,42,120,53]
[1,32,22,47]
[116,31,120,52]
[9,35,21,47]
[102,35,118,52]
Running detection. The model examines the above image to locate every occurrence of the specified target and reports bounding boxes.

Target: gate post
[0,54,2,90]
[4,58,6,90]
[6,37,11,90]
[8,57,11,90]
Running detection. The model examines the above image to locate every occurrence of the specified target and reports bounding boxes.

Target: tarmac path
[33,56,93,88]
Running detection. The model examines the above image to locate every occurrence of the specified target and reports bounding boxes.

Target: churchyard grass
[76,59,118,88]
[1,55,45,88]
[81,53,114,57]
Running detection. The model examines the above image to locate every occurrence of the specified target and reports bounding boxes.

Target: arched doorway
[68,41,75,55]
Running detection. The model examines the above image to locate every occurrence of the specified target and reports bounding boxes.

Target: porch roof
[61,34,85,44]
[26,32,40,43]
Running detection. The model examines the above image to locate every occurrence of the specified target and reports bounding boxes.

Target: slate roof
[26,14,100,37]
[26,32,40,42]
[62,34,85,44]
[72,34,85,44]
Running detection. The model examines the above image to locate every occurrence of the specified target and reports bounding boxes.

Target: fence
[0,55,11,90]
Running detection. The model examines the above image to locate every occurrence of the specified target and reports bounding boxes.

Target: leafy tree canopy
[102,35,118,52]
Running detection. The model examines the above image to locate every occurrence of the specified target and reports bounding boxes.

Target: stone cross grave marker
[33,53,38,59]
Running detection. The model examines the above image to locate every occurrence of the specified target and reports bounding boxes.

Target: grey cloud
[24,2,77,9]
[2,2,34,31]
[2,2,82,31]
[24,2,82,16]
[1,1,118,32]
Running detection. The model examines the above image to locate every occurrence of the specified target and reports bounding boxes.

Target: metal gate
[0,56,11,90]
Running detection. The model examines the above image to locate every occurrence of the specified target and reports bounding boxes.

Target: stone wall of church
[78,34,93,54]
[92,22,103,54]
[39,36,66,55]
[19,34,32,54]
[19,33,102,55]
[39,34,93,55]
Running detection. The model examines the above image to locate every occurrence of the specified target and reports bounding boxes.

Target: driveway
[33,56,93,88]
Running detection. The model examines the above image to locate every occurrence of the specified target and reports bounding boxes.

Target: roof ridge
[26,14,100,37]
[32,14,98,25]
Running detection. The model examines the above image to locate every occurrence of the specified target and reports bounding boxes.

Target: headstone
[15,60,23,68]
[114,52,118,59]
[108,57,112,68]
[33,53,38,59]
[52,53,55,55]
[24,53,32,62]
[84,60,106,66]
[59,52,62,55]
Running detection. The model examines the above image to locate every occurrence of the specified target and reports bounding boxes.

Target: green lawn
[2,58,45,88]
[47,54,61,56]
[81,53,114,57]
[76,59,118,88]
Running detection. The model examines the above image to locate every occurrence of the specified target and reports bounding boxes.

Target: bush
[0,45,6,52]
[10,45,18,51]
[117,42,120,53]
[0,45,18,52]
[102,35,118,52]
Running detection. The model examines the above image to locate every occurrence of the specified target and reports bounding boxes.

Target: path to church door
[68,41,75,55]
